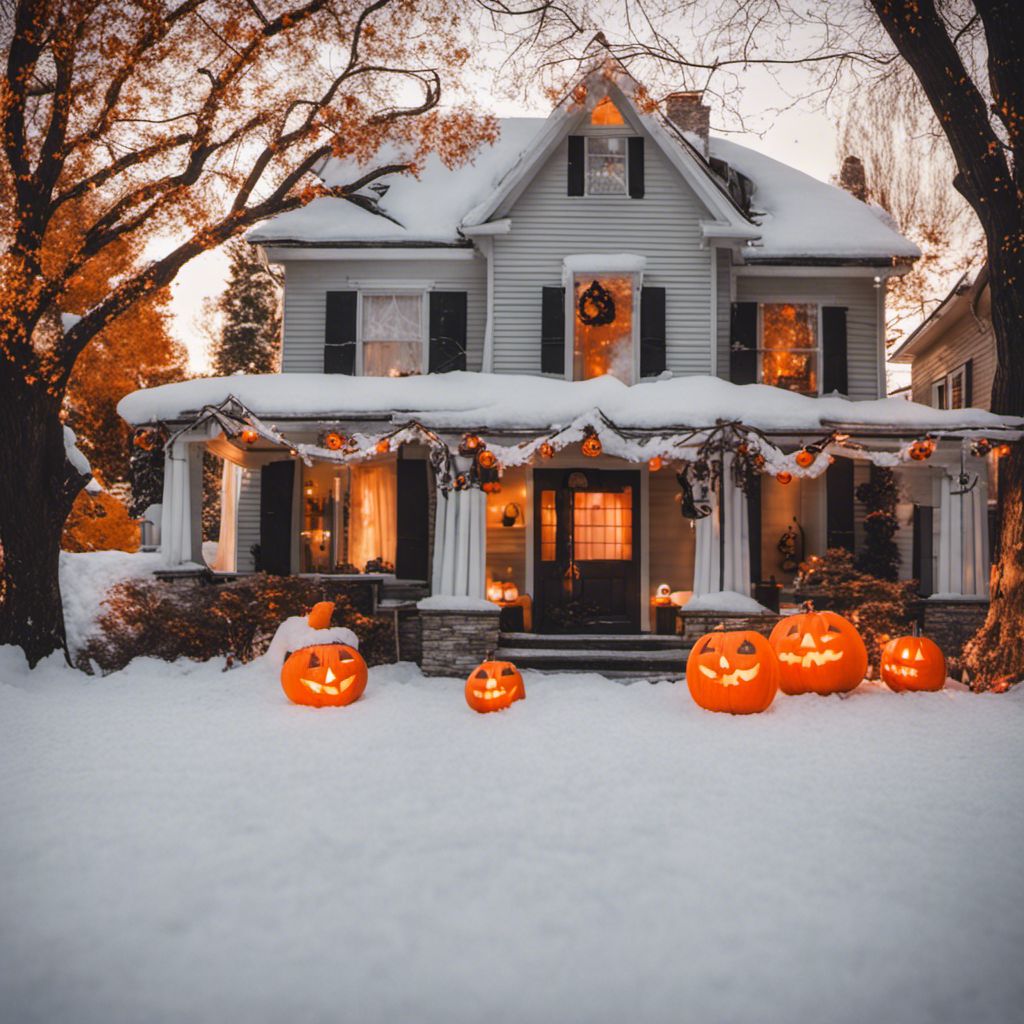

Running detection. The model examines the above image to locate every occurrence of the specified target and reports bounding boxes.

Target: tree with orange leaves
[0,0,522,664]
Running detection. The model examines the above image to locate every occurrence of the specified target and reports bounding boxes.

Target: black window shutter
[912,505,934,596]
[428,291,467,373]
[964,358,973,407]
[640,286,666,377]
[747,474,762,583]
[822,306,848,395]
[324,291,357,374]
[259,460,295,575]
[541,286,565,375]
[567,136,585,196]
[628,137,645,198]
[395,457,430,580]
[826,458,856,552]
[729,302,757,384]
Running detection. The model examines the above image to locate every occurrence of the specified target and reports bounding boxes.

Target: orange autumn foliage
[62,489,140,554]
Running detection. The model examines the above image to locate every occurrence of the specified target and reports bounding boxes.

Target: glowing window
[586,136,627,194]
[760,303,818,396]
[540,490,557,561]
[573,489,632,561]
[573,274,634,383]
[362,293,423,377]
[590,97,625,125]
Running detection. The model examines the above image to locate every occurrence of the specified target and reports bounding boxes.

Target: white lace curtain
[348,462,397,571]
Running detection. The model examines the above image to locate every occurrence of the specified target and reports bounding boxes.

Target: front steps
[495,632,688,681]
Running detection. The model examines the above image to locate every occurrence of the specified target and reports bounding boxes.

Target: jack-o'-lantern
[477,449,497,469]
[795,449,815,468]
[582,434,602,458]
[465,660,525,713]
[281,643,368,707]
[323,431,344,451]
[240,427,258,445]
[463,434,482,452]
[909,438,935,461]
[648,456,663,472]
[686,630,779,714]
[995,443,1011,458]
[776,471,792,485]
[376,438,390,454]
[880,635,946,692]
[306,600,335,630]
[539,442,555,459]
[769,609,867,695]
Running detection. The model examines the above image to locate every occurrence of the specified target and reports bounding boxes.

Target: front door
[533,468,640,633]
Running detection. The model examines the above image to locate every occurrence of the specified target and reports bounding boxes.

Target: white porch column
[160,439,204,566]
[936,460,989,598]
[691,458,751,598]
[431,486,487,598]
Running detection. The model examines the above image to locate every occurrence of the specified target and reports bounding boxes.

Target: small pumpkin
[795,449,815,468]
[880,635,946,692]
[240,427,259,445]
[376,438,390,454]
[323,431,345,451]
[776,471,792,485]
[281,643,368,707]
[581,434,602,458]
[769,609,867,695]
[465,660,525,713]
[686,630,779,715]
[648,456,662,472]
[539,442,555,459]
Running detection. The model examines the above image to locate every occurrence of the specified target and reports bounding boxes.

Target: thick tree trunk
[0,373,87,666]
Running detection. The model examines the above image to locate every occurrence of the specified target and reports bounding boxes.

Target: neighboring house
[119,64,1019,665]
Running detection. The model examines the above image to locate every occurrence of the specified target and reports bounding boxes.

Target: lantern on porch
[582,433,602,458]
[502,582,519,602]
[539,442,555,459]
[995,443,1011,458]
[880,635,946,692]
[768,609,868,695]
[323,431,345,451]
[486,581,504,603]
[685,630,779,715]
[795,449,815,468]
[281,643,368,708]
[648,455,663,472]
[240,428,258,445]
[465,659,526,713]
[654,583,672,606]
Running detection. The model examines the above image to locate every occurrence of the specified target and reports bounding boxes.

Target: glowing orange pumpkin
[648,455,662,472]
[582,434,602,458]
[769,610,867,695]
[240,427,258,445]
[686,630,779,715]
[776,471,792,485]
[880,635,946,692]
[281,644,368,707]
[795,449,815,468]
[477,449,497,469]
[465,660,525,713]
[306,601,335,630]
[539,442,555,459]
[909,439,935,461]
[376,438,390,454]
[323,431,344,451]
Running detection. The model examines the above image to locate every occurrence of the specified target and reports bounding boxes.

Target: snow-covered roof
[118,372,1020,435]
[249,75,918,264]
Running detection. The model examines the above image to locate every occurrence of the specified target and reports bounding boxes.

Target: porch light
[501,502,521,527]
[486,581,504,603]
[240,428,258,445]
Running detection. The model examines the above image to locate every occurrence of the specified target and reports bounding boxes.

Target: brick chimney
[665,91,710,158]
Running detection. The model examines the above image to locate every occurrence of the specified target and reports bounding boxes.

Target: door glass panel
[540,489,557,561]
[573,274,634,382]
[573,487,632,560]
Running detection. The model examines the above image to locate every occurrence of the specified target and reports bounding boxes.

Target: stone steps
[495,632,688,680]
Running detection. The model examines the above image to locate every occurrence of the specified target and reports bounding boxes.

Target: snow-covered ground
[2,643,1023,1024]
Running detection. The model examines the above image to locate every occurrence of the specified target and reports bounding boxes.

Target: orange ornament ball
[795,449,815,468]
[539,442,555,459]
[323,431,345,451]
[776,471,792,485]
[465,660,525,713]
[648,456,663,472]
[477,449,497,469]
[376,439,390,454]
[582,435,602,458]
[281,644,368,708]
[880,635,946,692]
[240,428,259,445]
[686,630,779,715]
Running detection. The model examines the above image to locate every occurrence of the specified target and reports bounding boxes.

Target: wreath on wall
[577,280,616,326]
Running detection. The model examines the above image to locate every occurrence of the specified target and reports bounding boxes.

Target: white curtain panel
[691,458,751,598]
[349,462,397,571]
[431,487,486,598]
[210,461,242,573]
[937,467,989,597]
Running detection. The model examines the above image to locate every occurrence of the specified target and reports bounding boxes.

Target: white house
[119,65,1020,665]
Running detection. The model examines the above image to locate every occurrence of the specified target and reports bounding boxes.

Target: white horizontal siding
[492,119,714,376]
[735,275,883,400]
[278,257,487,373]
[910,303,996,410]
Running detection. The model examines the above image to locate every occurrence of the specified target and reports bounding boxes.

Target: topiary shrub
[794,547,917,674]
[854,467,901,581]
[77,574,395,673]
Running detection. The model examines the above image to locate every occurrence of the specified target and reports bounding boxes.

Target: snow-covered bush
[77,575,394,673]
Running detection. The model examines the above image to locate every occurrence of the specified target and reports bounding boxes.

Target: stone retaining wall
[678,611,782,646]
[419,608,501,677]
[395,607,423,665]
[920,598,990,661]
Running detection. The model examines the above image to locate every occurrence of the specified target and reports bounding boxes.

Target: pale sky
[170,72,844,375]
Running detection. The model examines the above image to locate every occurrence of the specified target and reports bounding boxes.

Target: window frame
[356,288,428,378]
[583,133,630,197]
[564,270,642,384]
[931,363,968,409]
[756,301,823,397]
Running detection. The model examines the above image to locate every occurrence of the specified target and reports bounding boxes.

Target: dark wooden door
[260,460,295,575]
[533,468,640,633]
[395,457,430,580]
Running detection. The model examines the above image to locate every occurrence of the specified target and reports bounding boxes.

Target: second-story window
[362,293,423,377]
[759,303,818,395]
[586,137,628,195]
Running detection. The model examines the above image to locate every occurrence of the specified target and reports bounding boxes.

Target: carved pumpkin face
[465,660,525,713]
[281,644,368,707]
[686,630,779,715]
[769,610,867,695]
[880,635,946,692]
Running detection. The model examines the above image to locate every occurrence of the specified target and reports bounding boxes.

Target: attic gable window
[586,136,627,194]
